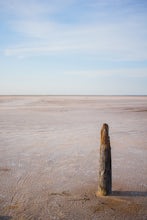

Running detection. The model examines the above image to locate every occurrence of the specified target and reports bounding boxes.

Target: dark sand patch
[0,167,11,172]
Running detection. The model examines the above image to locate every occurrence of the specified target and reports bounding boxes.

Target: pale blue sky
[0,0,147,95]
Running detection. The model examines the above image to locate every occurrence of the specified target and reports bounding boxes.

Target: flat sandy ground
[0,96,147,220]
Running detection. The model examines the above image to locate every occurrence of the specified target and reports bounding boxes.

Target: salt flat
[0,96,147,220]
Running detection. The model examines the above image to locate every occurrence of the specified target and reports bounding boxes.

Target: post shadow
[112,191,147,197]
[0,217,12,220]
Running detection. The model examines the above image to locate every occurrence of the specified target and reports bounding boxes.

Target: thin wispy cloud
[0,0,147,94]
[0,0,71,18]
[1,0,146,61]
[64,68,147,78]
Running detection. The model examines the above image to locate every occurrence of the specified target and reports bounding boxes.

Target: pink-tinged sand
[0,96,147,220]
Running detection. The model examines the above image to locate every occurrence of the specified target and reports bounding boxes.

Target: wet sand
[0,96,147,220]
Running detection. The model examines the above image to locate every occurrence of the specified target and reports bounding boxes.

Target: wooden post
[96,123,112,196]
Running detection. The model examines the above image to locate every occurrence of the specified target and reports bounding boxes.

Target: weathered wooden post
[96,123,112,196]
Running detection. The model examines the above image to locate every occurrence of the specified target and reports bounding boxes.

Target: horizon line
[0,94,147,97]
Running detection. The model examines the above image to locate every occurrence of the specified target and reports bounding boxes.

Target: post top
[101,123,110,145]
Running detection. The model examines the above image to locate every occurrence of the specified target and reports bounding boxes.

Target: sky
[0,0,147,95]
